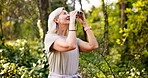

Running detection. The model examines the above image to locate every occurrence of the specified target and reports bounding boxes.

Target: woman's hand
[76,11,87,27]
[69,10,77,24]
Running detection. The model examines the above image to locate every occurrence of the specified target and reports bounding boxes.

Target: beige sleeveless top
[44,33,80,75]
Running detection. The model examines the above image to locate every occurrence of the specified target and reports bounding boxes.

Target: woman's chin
[66,21,70,24]
[63,22,69,25]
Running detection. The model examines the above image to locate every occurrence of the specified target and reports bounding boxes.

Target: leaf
[3,63,10,68]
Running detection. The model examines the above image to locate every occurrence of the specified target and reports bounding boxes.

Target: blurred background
[0,0,148,77]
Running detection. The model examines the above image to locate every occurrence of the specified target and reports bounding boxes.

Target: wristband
[69,30,76,31]
[84,26,92,31]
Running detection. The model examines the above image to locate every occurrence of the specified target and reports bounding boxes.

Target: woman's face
[55,10,70,25]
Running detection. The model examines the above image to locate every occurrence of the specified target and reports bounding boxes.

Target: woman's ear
[54,18,59,23]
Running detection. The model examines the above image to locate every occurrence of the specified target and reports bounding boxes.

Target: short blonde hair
[47,7,64,33]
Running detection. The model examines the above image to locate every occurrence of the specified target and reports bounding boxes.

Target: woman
[44,7,98,78]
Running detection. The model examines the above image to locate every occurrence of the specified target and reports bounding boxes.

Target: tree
[80,0,87,41]
[36,0,51,40]
[0,0,4,45]
[102,0,109,54]
[120,0,127,28]
[0,0,41,40]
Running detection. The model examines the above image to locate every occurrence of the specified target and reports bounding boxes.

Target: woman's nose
[67,14,70,18]
[67,14,70,16]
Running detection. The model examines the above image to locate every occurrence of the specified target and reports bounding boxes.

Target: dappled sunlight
[0,0,148,77]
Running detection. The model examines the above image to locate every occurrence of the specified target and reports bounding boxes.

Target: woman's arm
[78,23,98,52]
[76,11,98,52]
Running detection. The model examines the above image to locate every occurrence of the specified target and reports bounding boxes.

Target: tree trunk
[120,0,129,62]
[121,0,127,28]
[0,3,4,45]
[0,19,4,45]
[72,0,75,10]
[36,0,51,41]
[120,0,128,51]
[78,0,87,41]
[79,0,83,11]
[102,0,109,54]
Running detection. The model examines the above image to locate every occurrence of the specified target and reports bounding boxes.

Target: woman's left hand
[76,11,87,27]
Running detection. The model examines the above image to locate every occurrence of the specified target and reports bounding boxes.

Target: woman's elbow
[59,45,76,52]
[91,45,98,50]
[94,45,98,50]
[68,45,76,50]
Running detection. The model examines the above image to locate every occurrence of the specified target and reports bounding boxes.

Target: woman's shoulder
[44,33,61,42]
[45,33,59,37]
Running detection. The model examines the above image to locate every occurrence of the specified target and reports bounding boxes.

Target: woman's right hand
[69,10,77,24]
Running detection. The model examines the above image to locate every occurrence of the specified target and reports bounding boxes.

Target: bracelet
[84,26,92,31]
[69,30,76,31]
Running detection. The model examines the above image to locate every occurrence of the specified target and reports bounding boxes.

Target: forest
[0,0,148,78]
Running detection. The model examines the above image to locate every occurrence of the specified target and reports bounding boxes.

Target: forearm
[84,24,98,48]
[66,22,76,48]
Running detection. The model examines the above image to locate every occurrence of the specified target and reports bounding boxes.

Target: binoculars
[76,11,83,17]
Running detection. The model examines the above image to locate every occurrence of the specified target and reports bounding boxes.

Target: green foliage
[1,0,40,40]
[77,0,148,78]
[0,0,148,78]
[79,49,148,78]
[0,39,48,77]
